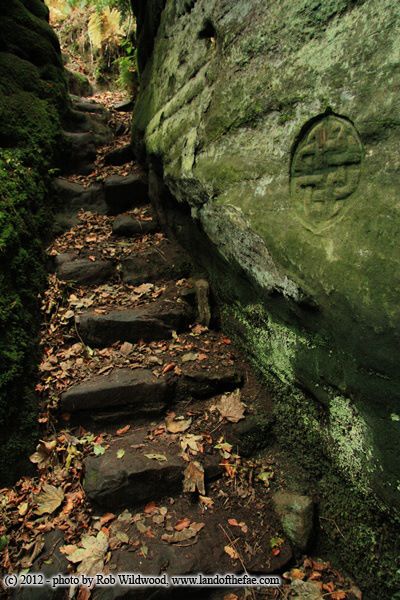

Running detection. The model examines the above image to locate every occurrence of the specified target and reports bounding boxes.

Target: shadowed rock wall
[132,0,400,595]
[0,0,68,483]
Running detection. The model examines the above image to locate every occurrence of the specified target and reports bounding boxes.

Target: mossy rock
[0,0,68,484]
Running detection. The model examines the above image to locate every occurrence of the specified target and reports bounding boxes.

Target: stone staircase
[37,96,298,600]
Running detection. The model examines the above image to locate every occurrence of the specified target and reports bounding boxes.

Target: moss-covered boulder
[0,0,68,484]
[132,0,400,595]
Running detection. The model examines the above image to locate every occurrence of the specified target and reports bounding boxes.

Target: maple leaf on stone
[34,484,64,516]
[183,461,205,495]
[61,530,108,575]
[217,389,245,423]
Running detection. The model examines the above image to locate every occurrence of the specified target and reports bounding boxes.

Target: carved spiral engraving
[290,115,363,230]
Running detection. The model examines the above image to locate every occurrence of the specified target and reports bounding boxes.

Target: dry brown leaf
[99,513,116,526]
[174,518,191,531]
[183,461,205,495]
[224,545,239,560]
[199,495,214,507]
[120,342,133,355]
[218,389,245,423]
[227,518,248,533]
[165,413,192,434]
[144,501,157,514]
[61,531,108,575]
[161,522,204,544]
[116,425,130,436]
[34,484,64,516]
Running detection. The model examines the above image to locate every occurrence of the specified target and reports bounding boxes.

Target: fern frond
[88,11,103,50]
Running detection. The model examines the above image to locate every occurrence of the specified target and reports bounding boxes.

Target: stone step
[57,258,115,285]
[104,143,133,166]
[113,98,134,112]
[122,240,192,285]
[175,364,243,400]
[112,214,159,236]
[59,364,243,424]
[52,177,107,215]
[89,496,292,600]
[104,174,148,215]
[62,130,96,174]
[76,298,194,347]
[60,368,169,416]
[83,429,222,512]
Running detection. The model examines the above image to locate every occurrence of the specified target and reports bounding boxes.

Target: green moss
[0,1,68,484]
[0,150,52,483]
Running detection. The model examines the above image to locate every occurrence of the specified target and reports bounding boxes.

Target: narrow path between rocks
[2,94,362,600]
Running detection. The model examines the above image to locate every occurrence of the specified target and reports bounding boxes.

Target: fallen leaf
[182,352,198,362]
[93,444,105,456]
[116,425,131,436]
[18,502,29,517]
[62,531,108,575]
[331,593,347,600]
[183,461,205,495]
[289,568,305,580]
[144,502,157,514]
[115,531,129,544]
[224,595,239,600]
[133,283,153,295]
[35,484,64,516]
[120,342,133,355]
[199,495,214,507]
[162,522,204,543]
[29,439,57,469]
[228,518,248,533]
[217,389,245,423]
[174,518,191,531]
[224,545,239,560]
[99,513,116,526]
[140,544,148,557]
[144,453,167,462]
[180,434,203,454]
[165,413,192,434]
[116,449,125,459]
[162,362,175,374]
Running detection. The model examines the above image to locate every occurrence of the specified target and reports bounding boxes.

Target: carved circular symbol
[290,115,363,231]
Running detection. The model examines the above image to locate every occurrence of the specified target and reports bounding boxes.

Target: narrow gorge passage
[1,93,363,600]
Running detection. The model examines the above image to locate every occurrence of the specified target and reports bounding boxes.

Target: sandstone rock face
[132,0,400,515]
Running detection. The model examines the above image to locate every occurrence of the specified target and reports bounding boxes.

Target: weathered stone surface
[112,214,159,236]
[122,240,192,284]
[14,530,68,600]
[176,365,243,400]
[52,177,85,202]
[113,98,134,112]
[72,99,106,114]
[65,68,93,96]
[84,430,223,511]
[131,2,400,578]
[104,173,148,215]
[57,258,114,285]
[84,432,183,511]
[77,299,194,347]
[51,178,107,215]
[62,130,96,173]
[60,368,169,415]
[104,143,133,166]
[91,495,292,600]
[272,491,314,552]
